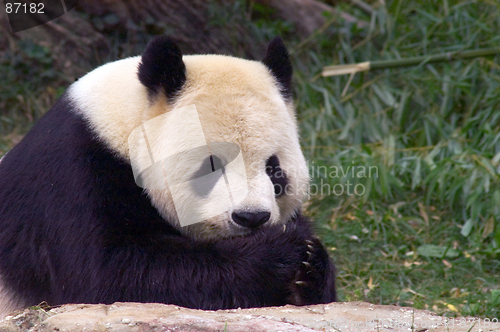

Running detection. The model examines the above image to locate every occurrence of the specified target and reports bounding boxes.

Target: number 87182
[5,2,45,14]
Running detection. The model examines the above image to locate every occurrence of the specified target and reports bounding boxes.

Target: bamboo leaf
[417,244,460,258]
[461,218,474,237]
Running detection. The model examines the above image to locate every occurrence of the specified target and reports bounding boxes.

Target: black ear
[138,36,186,99]
[262,37,293,100]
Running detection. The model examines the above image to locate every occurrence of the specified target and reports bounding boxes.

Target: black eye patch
[265,155,288,197]
[195,155,225,177]
[188,142,240,197]
[189,155,225,197]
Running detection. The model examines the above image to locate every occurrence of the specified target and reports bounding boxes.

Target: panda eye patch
[265,155,280,171]
[190,154,225,197]
[193,154,225,179]
[265,155,288,197]
[207,155,224,173]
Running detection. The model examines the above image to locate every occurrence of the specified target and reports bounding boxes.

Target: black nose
[231,211,271,228]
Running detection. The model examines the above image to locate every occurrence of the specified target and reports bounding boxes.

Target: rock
[0,301,498,332]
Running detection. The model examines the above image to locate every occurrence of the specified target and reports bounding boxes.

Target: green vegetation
[292,0,500,318]
[0,39,67,153]
[1,0,499,319]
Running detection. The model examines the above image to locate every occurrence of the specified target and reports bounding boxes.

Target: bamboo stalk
[322,47,500,77]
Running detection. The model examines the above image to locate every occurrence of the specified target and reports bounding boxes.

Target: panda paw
[288,237,331,305]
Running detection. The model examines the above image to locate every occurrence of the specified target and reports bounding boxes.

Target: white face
[70,54,309,241]
[138,55,309,240]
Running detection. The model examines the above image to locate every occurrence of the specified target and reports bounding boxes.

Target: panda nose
[231,211,271,228]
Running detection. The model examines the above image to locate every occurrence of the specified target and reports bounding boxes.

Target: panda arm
[95,215,334,309]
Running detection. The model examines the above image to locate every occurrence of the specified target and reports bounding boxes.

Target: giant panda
[0,36,336,318]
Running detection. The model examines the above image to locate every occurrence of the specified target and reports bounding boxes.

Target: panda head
[75,36,310,241]
[132,36,310,241]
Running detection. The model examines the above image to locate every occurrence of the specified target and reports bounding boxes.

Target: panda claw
[305,240,314,245]
[307,244,314,251]
[295,281,307,286]
[306,251,313,259]
[302,261,311,268]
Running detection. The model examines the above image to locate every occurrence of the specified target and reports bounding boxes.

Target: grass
[0,39,67,154]
[292,0,500,318]
[1,0,499,320]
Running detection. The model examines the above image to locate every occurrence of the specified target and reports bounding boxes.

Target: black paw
[289,237,335,305]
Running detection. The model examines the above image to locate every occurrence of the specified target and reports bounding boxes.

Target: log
[0,302,497,332]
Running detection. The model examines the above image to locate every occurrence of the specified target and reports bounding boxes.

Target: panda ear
[138,36,186,99]
[262,37,293,100]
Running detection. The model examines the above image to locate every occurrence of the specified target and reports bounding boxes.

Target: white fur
[69,54,309,240]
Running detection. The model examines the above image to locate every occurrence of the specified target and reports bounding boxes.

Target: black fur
[138,36,186,98]
[266,155,289,197]
[262,37,293,100]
